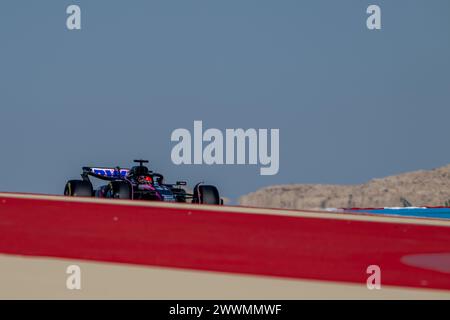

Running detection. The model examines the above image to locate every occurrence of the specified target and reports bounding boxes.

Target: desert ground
[240,164,450,210]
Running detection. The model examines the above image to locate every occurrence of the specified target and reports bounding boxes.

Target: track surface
[3,254,450,299]
[1,192,450,297]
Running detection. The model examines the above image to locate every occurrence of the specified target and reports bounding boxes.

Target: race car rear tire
[110,181,131,199]
[194,185,220,205]
[64,180,93,197]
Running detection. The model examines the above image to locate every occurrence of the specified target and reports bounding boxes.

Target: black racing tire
[110,181,131,199]
[64,180,93,197]
[194,185,220,205]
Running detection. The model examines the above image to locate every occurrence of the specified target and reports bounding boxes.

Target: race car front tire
[194,185,221,205]
[64,180,93,197]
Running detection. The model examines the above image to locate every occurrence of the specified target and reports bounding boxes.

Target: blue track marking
[346,208,450,220]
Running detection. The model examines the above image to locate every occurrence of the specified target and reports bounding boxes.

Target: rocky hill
[239,165,450,210]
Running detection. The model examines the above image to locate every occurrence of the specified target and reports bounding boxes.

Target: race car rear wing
[82,166,130,181]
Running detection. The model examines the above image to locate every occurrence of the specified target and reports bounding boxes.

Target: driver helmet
[137,175,153,184]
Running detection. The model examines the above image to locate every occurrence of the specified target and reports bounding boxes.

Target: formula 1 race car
[64,160,223,205]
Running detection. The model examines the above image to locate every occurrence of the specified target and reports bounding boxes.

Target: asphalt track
[1,192,450,299]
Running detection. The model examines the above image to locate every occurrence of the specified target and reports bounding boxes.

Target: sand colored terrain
[1,254,450,300]
[240,164,450,210]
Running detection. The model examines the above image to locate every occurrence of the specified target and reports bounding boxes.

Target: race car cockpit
[128,160,164,185]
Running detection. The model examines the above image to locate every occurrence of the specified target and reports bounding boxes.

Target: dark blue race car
[64,159,222,205]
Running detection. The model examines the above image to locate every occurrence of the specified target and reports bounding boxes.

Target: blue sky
[0,1,449,201]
